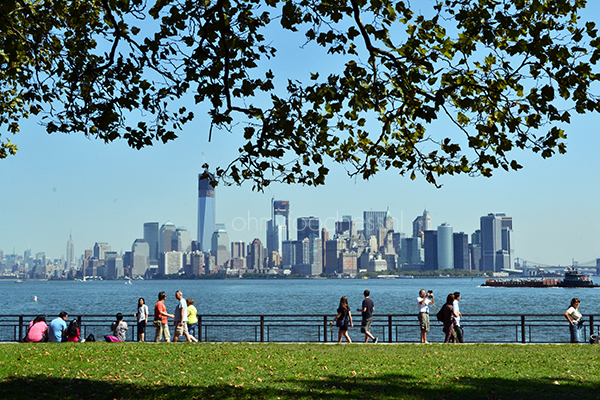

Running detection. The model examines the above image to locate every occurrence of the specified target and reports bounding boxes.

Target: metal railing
[2,314,596,343]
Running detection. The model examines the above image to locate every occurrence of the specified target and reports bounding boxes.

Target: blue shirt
[174,298,188,323]
[48,317,67,342]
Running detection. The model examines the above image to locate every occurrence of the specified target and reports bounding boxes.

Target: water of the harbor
[2,277,598,317]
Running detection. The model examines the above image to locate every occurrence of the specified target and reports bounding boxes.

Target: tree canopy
[2,0,600,188]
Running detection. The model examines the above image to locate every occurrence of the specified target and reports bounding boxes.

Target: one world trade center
[197,172,216,253]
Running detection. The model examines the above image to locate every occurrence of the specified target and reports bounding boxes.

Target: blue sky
[2,2,600,266]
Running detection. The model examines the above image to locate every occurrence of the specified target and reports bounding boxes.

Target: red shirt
[155,300,167,324]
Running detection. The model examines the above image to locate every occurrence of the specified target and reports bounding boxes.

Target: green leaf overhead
[1,0,599,188]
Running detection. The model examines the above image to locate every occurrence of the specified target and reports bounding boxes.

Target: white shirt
[567,307,582,323]
[453,299,461,326]
[417,296,431,313]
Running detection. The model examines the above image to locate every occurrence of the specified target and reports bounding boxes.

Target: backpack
[436,307,444,322]
[85,333,96,342]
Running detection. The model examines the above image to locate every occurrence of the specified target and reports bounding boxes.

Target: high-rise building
[399,237,424,266]
[266,219,284,256]
[437,223,454,270]
[423,230,438,270]
[297,216,320,242]
[159,222,176,254]
[335,215,356,237]
[363,210,388,242]
[481,213,513,271]
[93,242,110,260]
[163,251,183,275]
[66,235,74,269]
[197,172,216,253]
[247,238,265,271]
[281,240,296,267]
[131,239,150,277]
[231,241,246,259]
[190,251,204,275]
[324,239,345,274]
[174,227,192,253]
[413,210,431,239]
[453,232,470,270]
[143,222,159,264]
[272,200,290,242]
[211,225,230,267]
[106,253,124,278]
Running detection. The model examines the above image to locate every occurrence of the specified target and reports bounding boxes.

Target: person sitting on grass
[105,313,129,342]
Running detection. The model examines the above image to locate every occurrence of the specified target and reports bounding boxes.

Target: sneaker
[374,338,378,344]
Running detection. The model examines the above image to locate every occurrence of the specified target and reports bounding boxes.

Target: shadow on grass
[1,373,597,400]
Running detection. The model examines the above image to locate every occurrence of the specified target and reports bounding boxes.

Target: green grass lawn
[1,342,599,399]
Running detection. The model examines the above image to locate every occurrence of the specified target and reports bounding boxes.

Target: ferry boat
[482,269,600,288]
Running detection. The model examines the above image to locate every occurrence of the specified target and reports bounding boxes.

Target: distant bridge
[515,258,599,273]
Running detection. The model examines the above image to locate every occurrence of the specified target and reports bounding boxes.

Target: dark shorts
[137,321,146,335]
[361,317,374,333]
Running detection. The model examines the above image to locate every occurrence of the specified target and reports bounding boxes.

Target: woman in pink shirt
[25,315,48,342]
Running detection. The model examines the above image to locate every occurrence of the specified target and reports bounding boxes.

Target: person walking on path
[172,290,198,343]
[417,289,434,343]
[154,291,174,343]
[48,312,69,343]
[564,298,584,343]
[441,293,459,344]
[135,297,149,342]
[331,296,353,343]
[357,290,378,343]
[453,292,464,343]
[187,298,198,340]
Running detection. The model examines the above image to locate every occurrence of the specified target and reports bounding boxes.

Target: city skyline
[3,2,600,268]
[2,96,600,267]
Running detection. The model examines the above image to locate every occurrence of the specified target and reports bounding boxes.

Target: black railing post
[18,315,23,341]
[323,316,328,343]
[198,315,202,342]
[590,315,594,337]
[260,315,265,343]
[521,315,526,343]
[388,316,393,343]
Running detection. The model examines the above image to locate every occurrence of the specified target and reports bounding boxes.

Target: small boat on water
[482,269,600,288]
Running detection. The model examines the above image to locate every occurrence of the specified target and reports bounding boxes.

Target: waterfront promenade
[3,312,596,344]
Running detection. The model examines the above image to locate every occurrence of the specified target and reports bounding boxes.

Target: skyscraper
[66,234,74,269]
[297,216,320,242]
[159,222,176,253]
[211,225,230,267]
[335,215,356,237]
[453,232,470,270]
[93,242,110,260]
[363,210,391,241]
[143,222,159,264]
[266,200,286,259]
[247,238,265,271]
[413,210,431,239]
[423,230,438,270]
[197,172,216,253]
[174,227,192,253]
[437,223,454,270]
[131,239,150,277]
[481,213,513,272]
